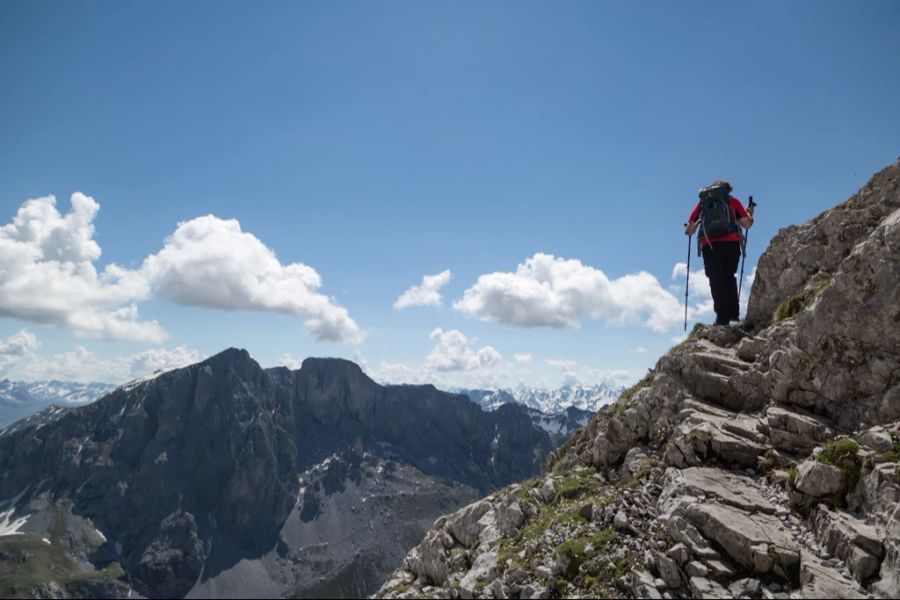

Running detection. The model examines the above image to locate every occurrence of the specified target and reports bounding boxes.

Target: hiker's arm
[685,220,699,236]
[739,203,754,229]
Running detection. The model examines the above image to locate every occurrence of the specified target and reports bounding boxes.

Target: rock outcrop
[377,158,900,599]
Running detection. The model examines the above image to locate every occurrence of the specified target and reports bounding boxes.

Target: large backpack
[698,183,738,242]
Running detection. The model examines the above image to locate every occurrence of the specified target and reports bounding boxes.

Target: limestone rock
[458,550,497,599]
[766,406,833,454]
[447,500,492,548]
[799,551,868,599]
[659,467,776,516]
[683,503,800,579]
[812,506,883,582]
[794,460,844,498]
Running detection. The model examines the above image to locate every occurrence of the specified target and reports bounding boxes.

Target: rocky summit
[377,158,900,599]
[0,354,556,599]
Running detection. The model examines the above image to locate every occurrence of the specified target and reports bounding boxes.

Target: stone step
[683,502,800,581]
[666,403,769,470]
[659,467,777,516]
[766,406,833,455]
[675,343,764,412]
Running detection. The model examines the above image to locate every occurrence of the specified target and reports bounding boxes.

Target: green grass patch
[816,438,860,465]
[814,438,862,507]
[553,471,594,502]
[579,550,635,598]
[0,536,120,599]
[513,478,541,503]
[610,369,655,419]
[773,273,831,323]
[876,432,900,463]
[496,500,588,571]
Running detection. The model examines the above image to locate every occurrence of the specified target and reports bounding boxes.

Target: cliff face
[378,159,900,600]
[0,353,554,599]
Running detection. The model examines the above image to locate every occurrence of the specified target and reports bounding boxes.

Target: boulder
[794,460,844,498]
[812,506,883,582]
[447,500,492,548]
[458,550,497,599]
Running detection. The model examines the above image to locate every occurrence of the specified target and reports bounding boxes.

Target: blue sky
[1,1,898,388]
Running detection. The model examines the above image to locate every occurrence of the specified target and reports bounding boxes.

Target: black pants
[702,242,742,325]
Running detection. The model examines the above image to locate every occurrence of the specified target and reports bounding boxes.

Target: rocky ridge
[377,158,900,599]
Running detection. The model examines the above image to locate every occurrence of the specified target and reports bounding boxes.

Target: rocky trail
[377,159,900,600]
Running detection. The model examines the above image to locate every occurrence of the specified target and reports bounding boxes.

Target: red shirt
[689,196,750,248]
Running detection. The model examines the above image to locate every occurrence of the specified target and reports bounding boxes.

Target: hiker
[684,180,754,325]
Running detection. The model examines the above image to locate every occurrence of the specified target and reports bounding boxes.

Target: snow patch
[0,488,30,537]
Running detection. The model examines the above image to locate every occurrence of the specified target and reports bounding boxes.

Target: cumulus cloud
[0,194,163,342]
[142,215,364,344]
[0,330,39,375]
[18,344,202,383]
[632,346,647,353]
[454,253,683,333]
[277,353,305,370]
[357,326,519,390]
[424,328,501,372]
[0,194,364,346]
[394,269,452,309]
[513,353,533,364]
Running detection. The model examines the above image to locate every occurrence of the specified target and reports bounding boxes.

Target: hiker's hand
[685,221,698,236]
[747,204,755,217]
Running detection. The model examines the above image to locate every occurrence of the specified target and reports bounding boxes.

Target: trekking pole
[684,224,692,331]
[738,196,756,299]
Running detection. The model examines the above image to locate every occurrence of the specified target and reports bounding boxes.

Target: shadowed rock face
[0,351,554,599]
[378,159,900,600]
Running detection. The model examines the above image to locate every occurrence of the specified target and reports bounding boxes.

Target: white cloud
[633,346,647,353]
[0,194,364,346]
[394,269,452,309]
[0,194,164,342]
[557,365,632,388]
[671,262,713,320]
[360,327,520,390]
[454,253,683,332]
[424,328,501,372]
[19,344,202,383]
[513,352,533,364]
[277,353,305,370]
[142,215,363,344]
[0,330,39,375]
[545,358,577,368]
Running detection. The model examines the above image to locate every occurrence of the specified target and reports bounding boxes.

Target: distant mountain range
[0,379,115,428]
[457,384,620,445]
[0,350,556,598]
[458,382,624,414]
